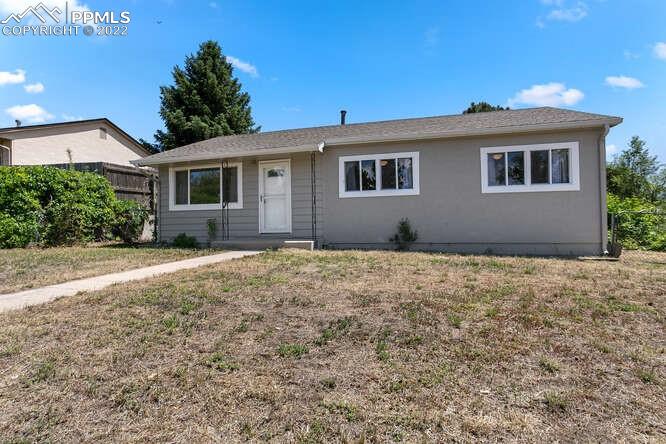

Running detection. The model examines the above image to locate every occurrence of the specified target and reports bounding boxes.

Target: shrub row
[608,193,666,251]
[0,166,148,248]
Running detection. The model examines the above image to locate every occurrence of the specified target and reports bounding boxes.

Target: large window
[339,152,419,198]
[169,162,243,210]
[480,142,579,193]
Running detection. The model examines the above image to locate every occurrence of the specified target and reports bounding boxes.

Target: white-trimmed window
[338,152,420,198]
[169,162,243,210]
[480,142,580,193]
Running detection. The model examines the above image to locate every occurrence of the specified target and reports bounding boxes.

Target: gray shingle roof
[137,107,621,165]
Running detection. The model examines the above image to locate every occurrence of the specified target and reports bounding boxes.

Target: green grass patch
[205,352,239,372]
[278,343,308,358]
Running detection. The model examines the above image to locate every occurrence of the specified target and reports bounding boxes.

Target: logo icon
[1,2,62,24]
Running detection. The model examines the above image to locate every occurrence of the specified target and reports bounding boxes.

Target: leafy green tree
[138,138,161,154]
[154,41,259,150]
[607,136,662,202]
[462,102,509,114]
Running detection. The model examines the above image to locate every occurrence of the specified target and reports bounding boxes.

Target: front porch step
[212,239,314,251]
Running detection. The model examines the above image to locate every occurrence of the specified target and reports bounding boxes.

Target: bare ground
[0,244,217,294]
[0,249,663,442]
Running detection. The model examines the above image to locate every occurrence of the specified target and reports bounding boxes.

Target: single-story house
[134,107,622,256]
[0,118,150,166]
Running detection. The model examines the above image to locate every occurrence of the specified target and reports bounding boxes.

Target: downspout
[598,124,610,255]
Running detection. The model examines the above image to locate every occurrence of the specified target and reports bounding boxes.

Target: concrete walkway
[0,250,261,313]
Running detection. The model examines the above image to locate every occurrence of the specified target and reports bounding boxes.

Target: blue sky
[0,0,664,160]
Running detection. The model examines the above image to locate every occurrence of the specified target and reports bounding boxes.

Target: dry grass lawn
[0,244,217,294]
[0,249,663,442]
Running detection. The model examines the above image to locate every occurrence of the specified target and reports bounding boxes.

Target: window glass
[189,168,220,204]
[223,166,238,203]
[344,161,360,192]
[175,170,188,205]
[381,158,396,189]
[507,151,524,185]
[361,159,376,191]
[487,153,506,186]
[397,158,413,189]
[530,150,549,184]
[551,149,570,184]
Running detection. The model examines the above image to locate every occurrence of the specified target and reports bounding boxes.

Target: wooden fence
[47,162,157,211]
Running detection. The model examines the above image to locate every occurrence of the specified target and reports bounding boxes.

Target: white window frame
[338,151,420,198]
[480,142,580,194]
[169,162,243,211]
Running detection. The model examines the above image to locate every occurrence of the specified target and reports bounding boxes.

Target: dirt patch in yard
[0,250,663,441]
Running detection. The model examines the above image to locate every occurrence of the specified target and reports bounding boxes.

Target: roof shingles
[138,107,621,165]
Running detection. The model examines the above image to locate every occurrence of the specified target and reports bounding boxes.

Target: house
[134,107,622,256]
[0,118,150,166]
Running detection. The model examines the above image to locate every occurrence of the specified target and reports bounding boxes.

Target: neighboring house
[0,118,150,166]
[134,107,621,256]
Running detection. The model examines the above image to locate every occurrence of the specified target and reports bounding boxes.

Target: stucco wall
[8,122,145,166]
[155,127,606,255]
[320,128,605,255]
[158,152,324,244]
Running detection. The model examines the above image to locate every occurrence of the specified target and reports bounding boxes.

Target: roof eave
[324,118,623,146]
[133,143,322,167]
[132,117,622,166]
[0,118,151,157]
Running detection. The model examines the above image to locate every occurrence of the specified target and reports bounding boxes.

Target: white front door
[259,160,292,233]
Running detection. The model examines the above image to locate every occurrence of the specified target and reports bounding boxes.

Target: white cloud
[5,104,54,123]
[0,69,25,85]
[61,113,84,121]
[508,82,584,107]
[605,75,644,90]
[606,144,618,156]
[547,2,588,22]
[24,82,44,93]
[226,56,259,78]
[654,42,666,60]
[538,0,588,25]
[623,50,640,60]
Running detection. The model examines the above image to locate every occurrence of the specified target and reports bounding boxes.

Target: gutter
[133,117,622,167]
[598,124,611,255]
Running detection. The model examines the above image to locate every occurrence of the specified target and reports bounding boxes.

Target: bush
[113,200,149,245]
[172,232,198,249]
[389,218,418,250]
[0,166,143,248]
[608,193,665,251]
[0,212,39,248]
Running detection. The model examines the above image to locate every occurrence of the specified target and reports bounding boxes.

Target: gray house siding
[319,128,605,255]
[158,152,324,244]
[157,127,606,256]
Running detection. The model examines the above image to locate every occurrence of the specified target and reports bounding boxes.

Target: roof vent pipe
[340,110,347,125]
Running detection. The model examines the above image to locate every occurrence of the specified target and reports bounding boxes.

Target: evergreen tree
[462,102,509,114]
[155,41,259,150]
[607,136,662,201]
